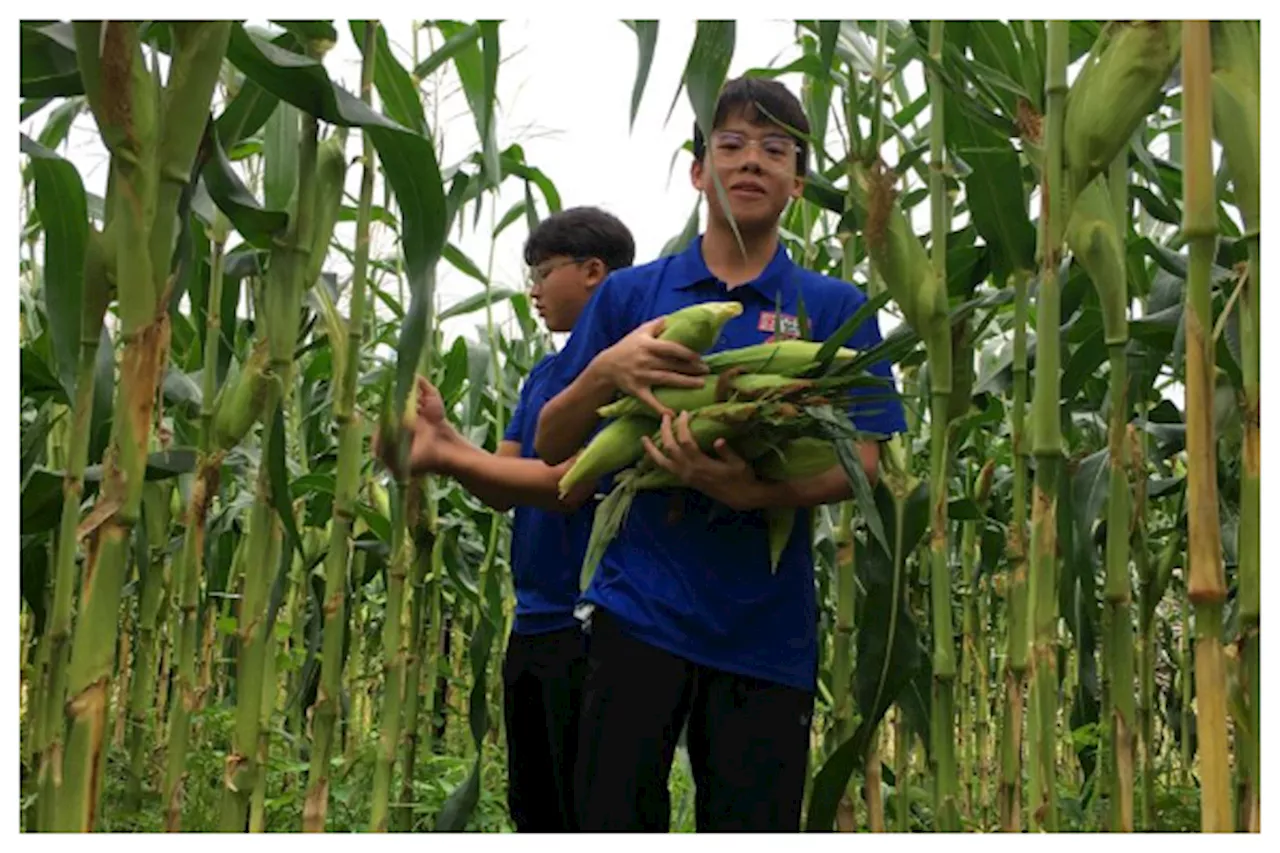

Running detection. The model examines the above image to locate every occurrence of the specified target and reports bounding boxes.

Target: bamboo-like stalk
[395,541,433,831]
[895,706,910,831]
[125,482,173,812]
[923,20,959,833]
[57,22,230,831]
[1025,21,1068,833]
[162,227,229,831]
[35,226,110,832]
[1180,21,1232,833]
[302,20,379,832]
[222,71,340,827]
[1209,20,1259,830]
[999,269,1032,832]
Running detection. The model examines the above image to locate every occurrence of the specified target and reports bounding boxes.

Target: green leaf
[33,97,83,153]
[944,92,1035,282]
[685,21,735,140]
[441,243,489,286]
[200,120,289,247]
[352,21,427,136]
[216,79,280,148]
[270,20,338,46]
[21,22,83,98]
[21,468,64,537]
[22,133,88,397]
[414,21,479,79]
[439,287,518,322]
[267,401,305,561]
[660,198,702,257]
[89,325,113,466]
[626,21,659,130]
[21,535,50,637]
[224,23,448,415]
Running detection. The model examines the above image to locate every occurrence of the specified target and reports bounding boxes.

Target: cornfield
[17,19,1260,833]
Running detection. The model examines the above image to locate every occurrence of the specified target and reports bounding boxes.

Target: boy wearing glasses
[383,206,635,831]
[534,78,908,831]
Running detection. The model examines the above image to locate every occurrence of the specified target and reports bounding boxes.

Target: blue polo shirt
[540,236,909,692]
[503,354,594,636]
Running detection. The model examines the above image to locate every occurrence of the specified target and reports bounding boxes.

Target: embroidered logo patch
[758,310,801,340]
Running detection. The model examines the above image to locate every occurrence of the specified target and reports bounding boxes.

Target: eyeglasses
[526,256,589,288]
[710,131,797,165]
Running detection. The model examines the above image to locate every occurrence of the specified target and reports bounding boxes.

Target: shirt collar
[669,234,795,303]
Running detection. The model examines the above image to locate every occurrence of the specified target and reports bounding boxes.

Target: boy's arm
[435,437,592,513]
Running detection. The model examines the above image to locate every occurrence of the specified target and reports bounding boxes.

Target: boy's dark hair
[523,206,636,272]
[692,76,811,176]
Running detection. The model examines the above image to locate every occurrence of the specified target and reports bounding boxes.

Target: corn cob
[1065,176,1129,345]
[596,373,816,419]
[209,338,276,451]
[303,131,350,290]
[557,415,661,498]
[657,301,743,351]
[703,340,859,376]
[1062,22,1181,203]
[1210,21,1259,234]
[753,437,840,481]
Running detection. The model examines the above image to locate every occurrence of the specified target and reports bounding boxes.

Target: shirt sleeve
[831,286,910,438]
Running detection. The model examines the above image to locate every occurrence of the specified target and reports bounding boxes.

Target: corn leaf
[21,133,87,397]
[414,21,480,80]
[625,21,659,131]
[944,90,1035,283]
[224,22,447,416]
[351,21,427,137]
[441,243,490,287]
[263,101,300,213]
[20,22,83,98]
[200,120,289,247]
[216,79,280,148]
[439,287,518,322]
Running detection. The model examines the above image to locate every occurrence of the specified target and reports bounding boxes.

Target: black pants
[501,625,588,832]
[573,608,814,832]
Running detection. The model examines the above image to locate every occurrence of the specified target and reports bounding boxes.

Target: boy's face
[527,254,607,333]
[691,109,804,234]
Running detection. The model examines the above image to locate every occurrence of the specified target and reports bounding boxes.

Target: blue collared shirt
[541,236,909,690]
[504,354,595,635]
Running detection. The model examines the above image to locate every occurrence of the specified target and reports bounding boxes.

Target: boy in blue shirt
[384,207,636,831]
[533,78,909,831]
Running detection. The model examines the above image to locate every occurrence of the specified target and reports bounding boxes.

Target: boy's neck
[700,218,780,289]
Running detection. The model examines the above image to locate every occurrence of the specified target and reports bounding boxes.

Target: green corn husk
[596,373,816,419]
[1063,22,1182,202]
[558,414,661,498]
[753,436,840,481]
[658,301,744,351]
[1065,176,1128,345]
[209,339,276,450]
[1210,21,1259,234]
[703,340,858,375]
[580,402,769,583]
[303,131,350,290]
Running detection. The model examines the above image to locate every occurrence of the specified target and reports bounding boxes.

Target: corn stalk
[1025,21,1067,833]
[1210,20,1259,831]
[56,21,230,831]
[302,19,378,832]
[1180,20,1232,834]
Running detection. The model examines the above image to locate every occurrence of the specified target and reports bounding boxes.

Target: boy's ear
[583,257,608,288]
[691,156,705,193]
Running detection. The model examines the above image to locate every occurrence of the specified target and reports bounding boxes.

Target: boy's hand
[640,411,765,512]
[591,317,709,417]
[373,377,457,477]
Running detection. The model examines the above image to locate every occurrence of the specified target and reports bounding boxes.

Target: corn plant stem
[1024,21,1067,834]
[56,22,171,831]
[395,543,432,831]
[302,20,379,832]
[975,575,991,828]
[370,495,412,831]
[895,706,910,831]
[1104,343,1135,831]
[220,100,322,831]
[125,488,172,813]
[959,465,976,821]
[36,239,110,831]
[1135,531,1156,829]
[999,269,1031,832]
[248,628,279,833]
[925,19,959,834]
[1238,242,1260,833]
[1180,20,1232,833]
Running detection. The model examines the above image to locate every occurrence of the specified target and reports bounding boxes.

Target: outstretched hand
[373,376,457,477]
